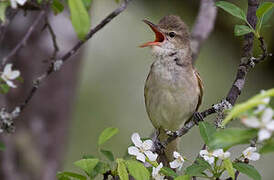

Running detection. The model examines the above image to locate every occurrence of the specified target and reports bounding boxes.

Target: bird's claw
[164,129,178,137]
[193,112,203,125]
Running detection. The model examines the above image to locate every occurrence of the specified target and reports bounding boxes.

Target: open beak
[140,20,165,48]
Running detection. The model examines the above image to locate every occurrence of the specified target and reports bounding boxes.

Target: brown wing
[194,69,204,111]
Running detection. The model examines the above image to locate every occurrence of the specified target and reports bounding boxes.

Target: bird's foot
[193,111,204,125]
[164,129,179,137]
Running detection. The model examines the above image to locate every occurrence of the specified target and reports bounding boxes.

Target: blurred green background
[63,0,274,179]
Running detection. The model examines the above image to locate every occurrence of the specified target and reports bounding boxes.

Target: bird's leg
[153,129,166,154]
[193,111,204,125]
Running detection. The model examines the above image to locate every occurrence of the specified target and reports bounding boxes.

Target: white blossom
[242,147,260,161]
[200,149,230,164]
[1,64,20,88]
[212,149,231,159]
[128,133,158,163]
[169,151,184,171]
[242,108,274,141]
[200,150,215,164]
[10,0,27,9]
[152,163,166,180]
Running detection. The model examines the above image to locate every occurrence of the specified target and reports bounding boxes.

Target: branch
[43,16,59,60]
[1,10,46,68]
[191,0,217,63]
[0,0,132,133]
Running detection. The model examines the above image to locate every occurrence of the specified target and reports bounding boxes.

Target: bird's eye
[168,32,176,38]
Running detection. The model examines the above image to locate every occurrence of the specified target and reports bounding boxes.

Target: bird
[140,15,203,163]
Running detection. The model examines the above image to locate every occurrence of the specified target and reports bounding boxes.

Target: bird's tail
[156,128,180,166]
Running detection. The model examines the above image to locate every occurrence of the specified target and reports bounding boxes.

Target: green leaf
[233,162,261,180]
[57,171,87,180]
[0,2,8,23]
[117,159,129,180]
[259,138,274,154]
[68,0,90,40]
[208,128,257,150]
[98,127,119,146]
[90,161,110,178]
[234,25,253,36]
[174,175,191,180]
[0,142,5,151]
[256,2,274,32]
[223,158,235,180]
[37,0,43,4]
[161,167,178,178]
[196,157,211,170]
[125,160,150,180]
[199,122,216,145]
[52,0,64,15]
[100,149,114,161]
[223,88,274,126]
[261,8,274,25]
[216,1,246,21]
[82,0,92,10]
[256,2,274,18]
[185,159,209,177]
[74,158,99,176]
[0,83,10,94]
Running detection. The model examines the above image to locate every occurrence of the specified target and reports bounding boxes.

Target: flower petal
[249,152,260,161]
[199,150,208,157]
[144,150,158,161]
[6,80,16,88]
[242,117,260,128]
[136,153,146,163]
[207,157,215,164]
[173,151,181,159]
[262,108,273,123]
[212,149,224,157]
[258,129,272,141]
[3,64,12,74]
[242,147,256,157]
[266,120,274,131]
[131,133,142,148]
[143,139,153,150]
[16,0,27,5]
[128,146,139,156]
[8,71,20,80]
[169,160,180,169]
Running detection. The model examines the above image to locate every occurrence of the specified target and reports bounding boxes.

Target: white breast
[144,57,199,131]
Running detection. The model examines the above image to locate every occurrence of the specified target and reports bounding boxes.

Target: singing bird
[141,15,203,162]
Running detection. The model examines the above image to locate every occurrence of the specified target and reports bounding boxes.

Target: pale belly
[144,62,199,131]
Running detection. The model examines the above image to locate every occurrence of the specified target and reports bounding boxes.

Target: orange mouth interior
[140,20,165,48]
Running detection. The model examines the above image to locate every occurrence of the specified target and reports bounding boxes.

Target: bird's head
[140,15,191,57]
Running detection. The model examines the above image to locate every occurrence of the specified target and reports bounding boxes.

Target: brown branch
[0,0,132,134]
[191,0,217,63]
[1,10,46,68]
[19,0,131,111]
[44,16,59,60]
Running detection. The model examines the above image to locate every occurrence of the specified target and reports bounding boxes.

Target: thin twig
[1,10,46,68]
[191,0,217,63]
[18,0,131,111]
[44,16,59,60]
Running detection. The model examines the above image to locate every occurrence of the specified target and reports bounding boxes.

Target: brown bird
[141,15,203,163]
